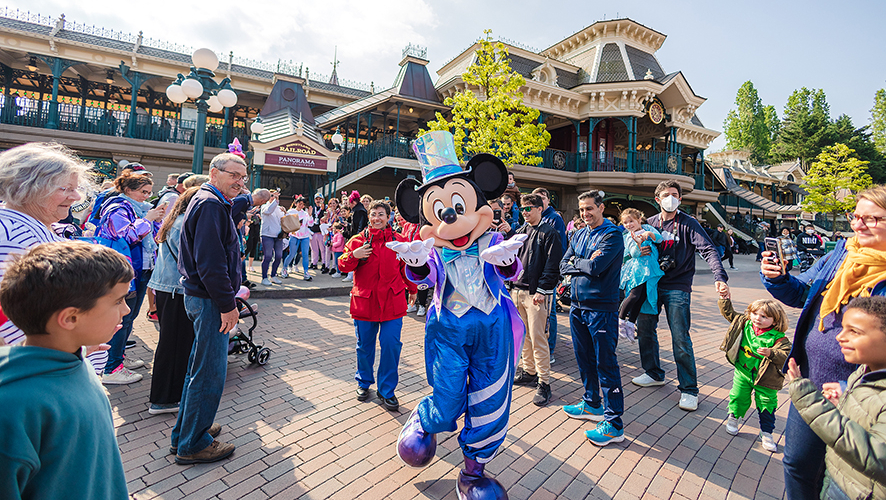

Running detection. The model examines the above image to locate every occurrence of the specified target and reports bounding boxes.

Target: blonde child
[330,223,346,278]
[718,296,791,452]
[787,296,886,499]
[618,208,664,341]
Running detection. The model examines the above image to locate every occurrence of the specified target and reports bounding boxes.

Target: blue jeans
[332,251,343,273]
[171,296,230,456]
[569,308,623,429]
[783,403,826,499]
[354,318,403,399]
[104,273,149,374]
[715,245,725,260]
[548,297,558,352]
[283,236,310,274]
[636,288,698,396]
[260,236,283,279]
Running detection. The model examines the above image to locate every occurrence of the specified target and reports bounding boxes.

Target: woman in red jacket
[338,200,410,411]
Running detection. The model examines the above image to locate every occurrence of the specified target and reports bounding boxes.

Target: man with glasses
[171,152,246,465]
[509,194,562,406]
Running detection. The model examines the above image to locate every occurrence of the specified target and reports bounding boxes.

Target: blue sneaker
[585,421,625,446]
[563,401,605,421]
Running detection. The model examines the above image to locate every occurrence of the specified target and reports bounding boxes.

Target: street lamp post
[165,48,238,174]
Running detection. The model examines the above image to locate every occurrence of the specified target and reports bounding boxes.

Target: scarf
[118,193,158,270]
[819,236,886,330]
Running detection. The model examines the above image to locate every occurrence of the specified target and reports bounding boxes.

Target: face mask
[659,195,680,213]
[806,229,814,234]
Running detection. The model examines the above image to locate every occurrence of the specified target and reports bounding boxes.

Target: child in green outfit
[718,296,792,452]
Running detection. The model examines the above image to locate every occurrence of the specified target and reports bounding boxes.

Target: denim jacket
[147,215,184,295]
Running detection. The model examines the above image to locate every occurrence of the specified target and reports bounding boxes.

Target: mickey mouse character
[387,131,527,500]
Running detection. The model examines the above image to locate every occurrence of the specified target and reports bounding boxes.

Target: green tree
[423,30,550,166]
[722,81,776,163]
[801,143,872,236]
[872,89,886,155]
[771,87,832,168]
[828,114,886,183]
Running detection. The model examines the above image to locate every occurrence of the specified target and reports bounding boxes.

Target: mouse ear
[394,177,423,224]
[465,154,508,200]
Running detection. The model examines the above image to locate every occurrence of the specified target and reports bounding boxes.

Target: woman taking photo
[761,185,886,499]
[99,173,165,385]
[146,187,199,414]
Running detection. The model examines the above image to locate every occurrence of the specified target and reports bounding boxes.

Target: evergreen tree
[771,88,832,168]
[872,89,886,156]
[828,114,886,183]
[423,30,551,166]
[801,143,872,236]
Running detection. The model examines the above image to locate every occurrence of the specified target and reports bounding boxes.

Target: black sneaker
[321,267,329,274]
[125,340,136,349]
[532,382,552,407]
[243,280,256,289]
[356,387,370,401]
[381,395,399,411]
[513,367,538,387]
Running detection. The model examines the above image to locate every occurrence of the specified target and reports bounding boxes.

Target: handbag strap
[164,240,178,263]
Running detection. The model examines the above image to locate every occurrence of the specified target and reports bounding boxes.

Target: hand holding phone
[763,237,786,275]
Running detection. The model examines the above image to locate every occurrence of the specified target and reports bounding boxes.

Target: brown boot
[169,423,221,455]
[175,439,235,465]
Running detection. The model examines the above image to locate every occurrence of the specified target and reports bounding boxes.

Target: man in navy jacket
[559,190,626,446]
[172,152,247,465]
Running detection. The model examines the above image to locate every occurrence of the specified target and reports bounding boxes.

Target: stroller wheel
[257,348,271,365]
[247,347,258,364]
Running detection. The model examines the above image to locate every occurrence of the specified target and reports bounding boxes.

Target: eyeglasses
[519,206,538,213]
[57,186,88,196]
[847,213,886,229]
[217,168,249,183]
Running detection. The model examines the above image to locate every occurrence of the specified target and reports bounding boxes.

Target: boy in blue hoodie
[0,241,132,500]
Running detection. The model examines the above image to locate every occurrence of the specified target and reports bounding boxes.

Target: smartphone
[764,237,785,274]
[493,209,502,224]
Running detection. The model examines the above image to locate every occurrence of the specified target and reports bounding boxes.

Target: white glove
[385,238,436,267]
[480,234,527,267]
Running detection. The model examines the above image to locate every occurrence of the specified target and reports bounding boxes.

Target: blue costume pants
[418,305,514,463]
[354,318,403,399]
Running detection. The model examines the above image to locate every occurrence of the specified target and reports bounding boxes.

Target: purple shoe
[396,405,436,468]
[457,455,508,500]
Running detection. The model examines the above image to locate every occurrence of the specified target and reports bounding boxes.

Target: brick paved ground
[116,253,800,500]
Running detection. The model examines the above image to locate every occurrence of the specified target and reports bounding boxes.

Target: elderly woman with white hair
[0,142,109,372]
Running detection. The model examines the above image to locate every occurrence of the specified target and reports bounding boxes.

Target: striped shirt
[0,208,108,373]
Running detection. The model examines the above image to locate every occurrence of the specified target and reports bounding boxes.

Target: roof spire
[329,46,340,86]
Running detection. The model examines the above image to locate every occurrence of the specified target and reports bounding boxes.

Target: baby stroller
[228,287,271,366]
[555,275,572,313]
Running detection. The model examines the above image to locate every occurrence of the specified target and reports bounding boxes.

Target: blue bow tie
[441,242,479,263]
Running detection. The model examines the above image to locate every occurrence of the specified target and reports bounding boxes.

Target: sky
[4,0,885,152]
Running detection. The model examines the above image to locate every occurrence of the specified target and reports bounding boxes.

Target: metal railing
[0,95,248,149]
[337,135,414,177]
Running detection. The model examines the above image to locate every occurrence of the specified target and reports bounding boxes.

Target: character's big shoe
[457,456,508,500]
[397,405,436,468]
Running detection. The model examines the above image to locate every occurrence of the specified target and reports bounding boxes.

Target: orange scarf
[819,237,886,330]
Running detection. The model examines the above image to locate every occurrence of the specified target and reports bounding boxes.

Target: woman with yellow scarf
[761,185,886,499]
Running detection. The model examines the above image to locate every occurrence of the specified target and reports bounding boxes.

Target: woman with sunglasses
[761,185,886,499]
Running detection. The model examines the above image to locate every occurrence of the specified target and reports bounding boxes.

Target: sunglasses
[519,206,539,213]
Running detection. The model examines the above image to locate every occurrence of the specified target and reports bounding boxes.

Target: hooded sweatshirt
[0,345,128,500]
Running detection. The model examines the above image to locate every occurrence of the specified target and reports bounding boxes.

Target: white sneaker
[406,304,418,313]
[342,276,353,282]
[123,358,145,370]
[102,367,143,385]
[550,354,556,365]
[632,373,666,387]
[280,270,288,278]
[760,432,777,452]
[725,413,741,435]
[261,278,272,286]
[417,305,427,316]
[271,276,282,284]
[679,393,698,411]
[330,272,342,278]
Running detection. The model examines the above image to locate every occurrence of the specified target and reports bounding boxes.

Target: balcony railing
[337,135,414,177]
[0,96,248,149]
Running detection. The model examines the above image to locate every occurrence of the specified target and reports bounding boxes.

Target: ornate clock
[648,100,665,125]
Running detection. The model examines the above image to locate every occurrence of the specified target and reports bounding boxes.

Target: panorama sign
[258,140,338,174]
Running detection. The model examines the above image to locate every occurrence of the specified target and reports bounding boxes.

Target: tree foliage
[801,143,872,234]
[829,114,886,183]
[723,81,777,163]
[770,88,832,168]
[423,30,550,166]
[872,89,886,156]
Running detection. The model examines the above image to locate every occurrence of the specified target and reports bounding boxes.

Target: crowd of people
[0,141,885,500]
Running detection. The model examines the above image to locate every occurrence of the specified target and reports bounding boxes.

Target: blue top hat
[412,131,465,184]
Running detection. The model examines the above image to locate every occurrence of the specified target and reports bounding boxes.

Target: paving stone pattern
[116,254,796,499]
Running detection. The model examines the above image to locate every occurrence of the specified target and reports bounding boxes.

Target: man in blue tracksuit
[532,188,567,360]
[559,190,625,446]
